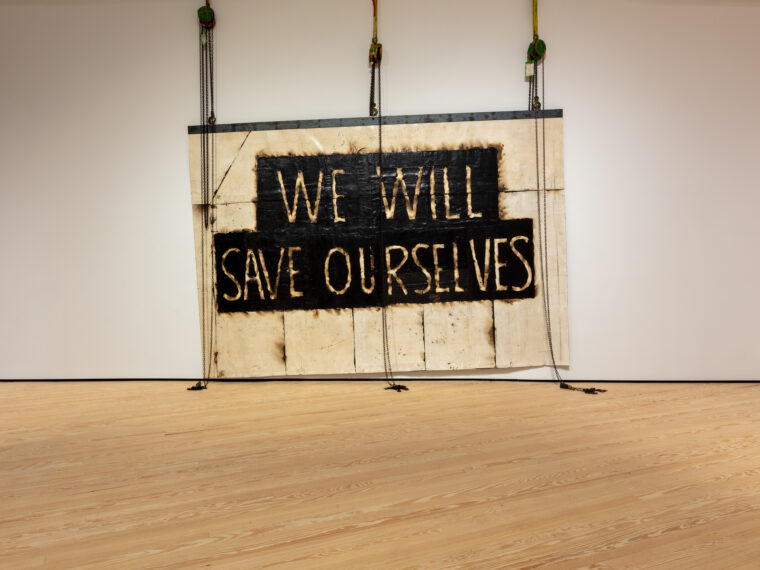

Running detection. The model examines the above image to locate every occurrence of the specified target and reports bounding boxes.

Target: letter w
[277,170,324,223]
[377,166,423,220]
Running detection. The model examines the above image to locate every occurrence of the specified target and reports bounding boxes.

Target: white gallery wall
[1,0,758,380]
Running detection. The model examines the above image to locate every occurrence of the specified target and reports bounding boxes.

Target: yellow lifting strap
[369,0,382,65]
[373,0,378,42]
[527,0,546,63]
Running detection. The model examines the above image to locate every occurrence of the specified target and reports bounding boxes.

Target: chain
[368,1,392,381]
[198,6,216,386]
[375,64,393,380]
[533,61,561,383]
[209,27,216,127]
[528,73,535,111]
[370,62,378,117]
[199,20,208,383]
[527,1,571,387]
[541,63,560,380]
[209,26,217,385]
[528,73,541,112]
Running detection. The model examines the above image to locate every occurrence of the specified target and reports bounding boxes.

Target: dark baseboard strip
[2,378,758,383]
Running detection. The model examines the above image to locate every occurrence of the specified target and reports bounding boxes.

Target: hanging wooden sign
[188,111,568,378]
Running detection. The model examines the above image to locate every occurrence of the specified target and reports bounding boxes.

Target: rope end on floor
[560,382,606,395]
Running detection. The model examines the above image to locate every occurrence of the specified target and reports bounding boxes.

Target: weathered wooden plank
[423,301,495,371]
[191,204,214,375]
[213,202,256,234]
[215,312,286,378]
[547,192,570,366]
[353,305,426,373]
[189,131,250,205]
[283,309,356,375]
[500,117,564,191]
[494,191,569,367]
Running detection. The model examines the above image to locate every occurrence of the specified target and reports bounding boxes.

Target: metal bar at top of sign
[187,110,564,135]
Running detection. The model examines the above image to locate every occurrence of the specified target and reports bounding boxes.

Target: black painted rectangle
[255,148,500,236]
[214,220,535,313]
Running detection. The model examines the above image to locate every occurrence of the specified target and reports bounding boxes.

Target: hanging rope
[525,1,561,386]
[190,0,217,391]
[377,70,394,384]
[367,1,404,391]
[199,1,216,230]
[533,66,561,384]
[528,0,566,388]
[369,0,382,117]
[526,2,603,395]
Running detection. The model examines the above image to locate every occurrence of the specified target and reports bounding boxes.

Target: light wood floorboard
[1,381,759,569]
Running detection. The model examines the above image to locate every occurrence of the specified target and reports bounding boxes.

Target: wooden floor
[1,381,759,569]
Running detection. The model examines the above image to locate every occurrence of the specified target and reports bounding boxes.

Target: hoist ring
[527,37,547,62]
[369,41,383,66]
[198,5,216,29]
